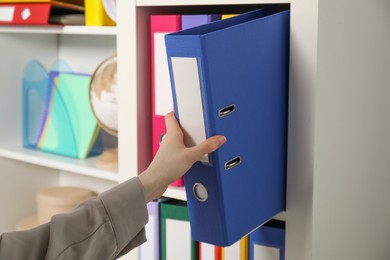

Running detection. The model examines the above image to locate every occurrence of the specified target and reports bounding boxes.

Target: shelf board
[163,186,186,201]
[0,25,117,35]
[0,145,119,182]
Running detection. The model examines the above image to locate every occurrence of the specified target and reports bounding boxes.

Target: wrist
[138,168,168,202]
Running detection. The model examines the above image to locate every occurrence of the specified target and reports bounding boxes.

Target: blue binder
[165,8,290,246]
[249,220,285,260]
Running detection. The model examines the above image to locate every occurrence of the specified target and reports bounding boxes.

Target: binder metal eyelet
[193,183,208,202]
[218,104,236,117]
[224,156,241,170]
[159,133,166,143]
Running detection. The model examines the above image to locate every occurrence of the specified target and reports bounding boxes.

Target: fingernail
[217,136,227,145]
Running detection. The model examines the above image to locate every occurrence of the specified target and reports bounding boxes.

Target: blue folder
[165,8,290,246]
[249,220,285,260]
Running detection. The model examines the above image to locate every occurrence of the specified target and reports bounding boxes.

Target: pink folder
[151,15,183,186]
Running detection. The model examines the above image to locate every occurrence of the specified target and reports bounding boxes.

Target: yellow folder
[85,0,115,26]
[222,14,239,19]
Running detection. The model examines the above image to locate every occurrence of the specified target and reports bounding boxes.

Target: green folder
[160,200,198,260]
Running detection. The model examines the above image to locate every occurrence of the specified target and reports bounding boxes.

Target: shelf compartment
[0,145,119,182]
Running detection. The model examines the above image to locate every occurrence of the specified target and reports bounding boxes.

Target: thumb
[187,135,227,162]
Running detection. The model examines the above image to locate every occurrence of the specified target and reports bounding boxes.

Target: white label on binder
[0,7,15,22]
[171,57,208,163]
[155,33,174,116]
[166,219,192,260]
[254,244,280,260]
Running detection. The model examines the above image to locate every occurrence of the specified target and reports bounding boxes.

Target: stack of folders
[150,14,221,187]
[165,7,290,247]
[0,0,84,25]
[23,60,102,159]
[138,198,286,260]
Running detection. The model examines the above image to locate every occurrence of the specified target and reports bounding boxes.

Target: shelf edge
[163,186,187,201]
[0,25,117,35]
[0,148,119,182]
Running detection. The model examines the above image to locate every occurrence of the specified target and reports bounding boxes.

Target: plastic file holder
[23,60,102,159]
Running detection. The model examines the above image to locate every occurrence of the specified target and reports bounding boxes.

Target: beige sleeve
[0,177,148,260]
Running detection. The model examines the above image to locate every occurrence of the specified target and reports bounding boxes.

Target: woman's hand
[138,112,226,202]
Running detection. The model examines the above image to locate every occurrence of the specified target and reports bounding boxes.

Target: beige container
[36,186,96,225]
[15,215,38,231]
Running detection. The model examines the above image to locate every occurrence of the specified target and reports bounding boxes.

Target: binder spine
[151,15,181,157]
[151,15,184,186]
[0,3,51,25]
[160,201,198,260]
[166,35,228,245]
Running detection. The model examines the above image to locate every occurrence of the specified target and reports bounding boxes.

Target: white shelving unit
[1,0,390,259]
[117,1,390,260]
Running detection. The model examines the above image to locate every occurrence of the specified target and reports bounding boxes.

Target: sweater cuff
[99,177,148,253]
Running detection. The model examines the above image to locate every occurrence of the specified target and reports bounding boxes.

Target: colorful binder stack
[23,60,103,159]
[0,0,84,25]
[139,199,286,260]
